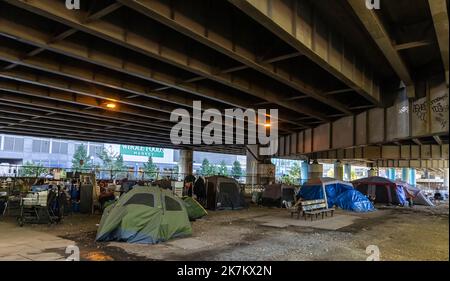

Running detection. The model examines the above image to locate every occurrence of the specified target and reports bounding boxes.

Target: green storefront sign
[120,145,164,158]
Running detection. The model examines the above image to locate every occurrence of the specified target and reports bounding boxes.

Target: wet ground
[0,203,448,261]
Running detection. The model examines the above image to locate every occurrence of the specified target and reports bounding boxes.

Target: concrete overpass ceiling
[310,0,397,81]
[0,0,447,156]
[373,0,444,80]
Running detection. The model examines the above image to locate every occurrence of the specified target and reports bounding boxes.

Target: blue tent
[297,177,375,212]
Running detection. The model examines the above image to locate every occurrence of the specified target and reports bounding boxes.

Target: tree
[200,158,211,176]
[288,162,301,181]
[20,161,48,177]
[72,144,91,172]
[113,155,127,179]
[231,160,243,179]
[218,160,228,176]
[114,155,126,171]
[97,146,114,171]
[143,156,158,179]
[209,164,218,176]
[281,161,302,185]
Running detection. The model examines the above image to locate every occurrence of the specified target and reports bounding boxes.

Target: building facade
[0,134,246,177]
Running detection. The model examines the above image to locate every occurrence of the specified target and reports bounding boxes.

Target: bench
[303,207,335,221]
[287,200,303,219]
[289,199,334,220]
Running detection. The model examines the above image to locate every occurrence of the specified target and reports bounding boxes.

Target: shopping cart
[17,189,60,227]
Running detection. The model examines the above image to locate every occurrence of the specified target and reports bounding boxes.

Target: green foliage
[19,161,49,177]
[200,158,218,176]
[143,156,158,179]
[288,162,301,180]
[281,161,302,185]
[200,158,210,176]
[97,146,114,170]
[71,144,92,172]
[218,160,228,176]
[231,160,243,179]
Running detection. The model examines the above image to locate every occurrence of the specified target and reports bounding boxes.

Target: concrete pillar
[402,168,410,183]
[246,145,274,185]
[344,163,351,181]
[334,160,344,181]
[387,168,396,181]
[301,161,309,185]
[246,145,259,186]
[179,148,193,180]
[409,168,416,186]
[308,160,323,180]
[444,168,449,191]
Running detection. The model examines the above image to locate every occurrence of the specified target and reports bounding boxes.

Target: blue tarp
[395,186,408,206]
[335,190,376,212]
[297,182,375,212]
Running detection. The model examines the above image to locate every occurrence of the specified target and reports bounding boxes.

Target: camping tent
[352,176,408,206]
[204,176,247,210]
[297,177,375,212]
[182,196,208,220]
[96,186,192,244]
[395,180,434,206]
[261,184,296,207]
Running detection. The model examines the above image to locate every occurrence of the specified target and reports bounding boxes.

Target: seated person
[98,185,115,209]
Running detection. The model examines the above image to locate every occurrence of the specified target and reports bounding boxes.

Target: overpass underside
[0,0,448,168]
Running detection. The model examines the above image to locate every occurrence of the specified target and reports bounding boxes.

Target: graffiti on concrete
[412,100,427,121]
[412,92,448,131]
[431,93,448,130]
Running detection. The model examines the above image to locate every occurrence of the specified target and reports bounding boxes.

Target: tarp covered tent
[182,196,208,220]
[395,180,434,206]
[205,176,247,210]
[96,186,192,244]
[261,184,296,207]
[297,177,375,212]
[352,176,407,206]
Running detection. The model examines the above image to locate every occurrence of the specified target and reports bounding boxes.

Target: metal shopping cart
[17,189,60,227]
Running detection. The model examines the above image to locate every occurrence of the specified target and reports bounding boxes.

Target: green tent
[182,196,208,220]
[96,186,192,244]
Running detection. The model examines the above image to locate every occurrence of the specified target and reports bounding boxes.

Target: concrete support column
[308,160,323,180]
[344,164,351,181]
[334,160,344,181]
[409,168,416,186]
[246,145,259,186]
[246,145,274,186]
[301,161,310,185]
[402,168,410,183]
[387,168,396,181]
[444,168,449,191]
[179,148,193,179]
[391,168,397,181]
